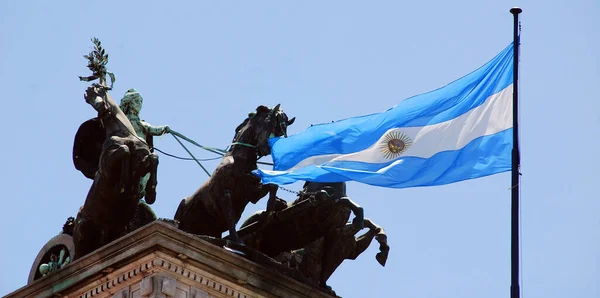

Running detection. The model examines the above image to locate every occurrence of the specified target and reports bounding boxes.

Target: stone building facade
[4,221,333,298]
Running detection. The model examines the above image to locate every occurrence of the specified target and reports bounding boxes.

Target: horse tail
[173,198,187,221]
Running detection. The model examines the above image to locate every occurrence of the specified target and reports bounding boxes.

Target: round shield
[73,118,105,179]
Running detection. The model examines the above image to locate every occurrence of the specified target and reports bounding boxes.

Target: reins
[93,88,276,180]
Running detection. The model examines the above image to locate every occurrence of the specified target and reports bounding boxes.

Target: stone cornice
[4,220,332,298]
[67,252,259,298]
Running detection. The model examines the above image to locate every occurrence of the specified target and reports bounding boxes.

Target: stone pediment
[5,220,333,298]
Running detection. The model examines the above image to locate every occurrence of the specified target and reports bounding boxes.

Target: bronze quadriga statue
[26,38,389,296]
[72,38,160,260]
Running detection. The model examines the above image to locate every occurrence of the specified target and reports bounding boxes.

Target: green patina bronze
[120,88,170,197]
[119,88,170,139]
[39,249,70,277]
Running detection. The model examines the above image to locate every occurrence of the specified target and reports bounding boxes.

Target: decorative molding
[28,233,75,284]
[71,253,256,298]
[5,221,333,298]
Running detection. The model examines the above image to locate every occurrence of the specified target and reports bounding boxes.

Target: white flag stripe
[289,84,512,170]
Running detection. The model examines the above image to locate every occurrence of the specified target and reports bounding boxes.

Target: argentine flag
[254,43,514,188]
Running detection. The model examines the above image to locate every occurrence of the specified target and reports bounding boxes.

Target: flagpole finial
[510,7,522,15]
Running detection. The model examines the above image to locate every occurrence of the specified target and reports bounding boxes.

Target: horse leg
[341,223,375,261]
[103,142,130,193]
[265,184,288,213]
[360,219,389,266]
[318,219,387,286]
[142,153,159,204]
[318,228,353,289]
[223,190,242,244]
[265,183,276,211]
[249,183,286,213]
[72,209,102,260]
[339,197,364,230]
[118,149,130,194]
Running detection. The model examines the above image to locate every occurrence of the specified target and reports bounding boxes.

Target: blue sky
[1,1,598,297]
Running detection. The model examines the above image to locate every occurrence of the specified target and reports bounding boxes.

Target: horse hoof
[376,252,388,267]
[319,284,336,296]
[227,232,243,245]
[145,189,157,205]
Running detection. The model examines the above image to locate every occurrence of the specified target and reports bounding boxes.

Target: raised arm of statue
[140,120,170,136]
[78,75,99,82]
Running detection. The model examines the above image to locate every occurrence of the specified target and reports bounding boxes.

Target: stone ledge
[4,220,333,298]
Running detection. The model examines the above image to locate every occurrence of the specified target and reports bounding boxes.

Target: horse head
[84,84,112,119]
[302,181,346,199]
[233,104,296,157]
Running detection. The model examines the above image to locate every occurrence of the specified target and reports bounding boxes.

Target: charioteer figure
[119,88,170,201]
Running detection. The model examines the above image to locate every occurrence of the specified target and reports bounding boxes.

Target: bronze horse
[282,218,389,292]
[174,104,295,242]
[238,182,389,289]
[72,84,159,259]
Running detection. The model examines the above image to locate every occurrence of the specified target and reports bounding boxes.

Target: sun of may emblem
[379,130,413,159]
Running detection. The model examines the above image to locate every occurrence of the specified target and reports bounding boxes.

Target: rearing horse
[238,182,389,290]
[72,84,159,259]
[174,104,295,243]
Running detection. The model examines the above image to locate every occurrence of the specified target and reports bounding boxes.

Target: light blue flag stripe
[255,128,511,188]
[269,43,514,170]
[254,42,515,188]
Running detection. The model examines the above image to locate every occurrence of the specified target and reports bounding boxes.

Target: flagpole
[510,6,522,298]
